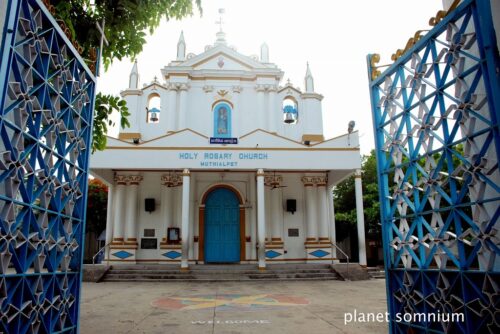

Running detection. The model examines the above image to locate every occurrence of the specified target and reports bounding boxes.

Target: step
[102,277,339,282]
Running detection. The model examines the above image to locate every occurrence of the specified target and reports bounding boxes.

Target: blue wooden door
[204,188,240,263]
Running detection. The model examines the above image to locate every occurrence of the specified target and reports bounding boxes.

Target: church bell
[284,112,295,124]
[150,112,159,122]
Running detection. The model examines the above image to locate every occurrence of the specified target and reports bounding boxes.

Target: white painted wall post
[268,86,277,133]
[249,173,257,260]
[181,169,191,269]
[124,176,142,244]
[178,84,189,129]
[167,85,177,132]
[317,181,330,241]
[354,169,367,266]
[256,85,266,129]
[328,185,337,258]
[302,177,317,242]
[256,169,266,269]
[112,176,127,242]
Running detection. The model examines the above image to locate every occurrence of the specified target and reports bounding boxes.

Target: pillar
[268,85,277,133]
[249,173,257,260]
[355,169,367,266]
[328,185,337,258]
[167,84,177,132]
[104,184,114,259]
[256,169,266,269]
[317,176,330,243]
[112,175,127,243]
[178,84,189,129]
[302,176,317,243]
[180,169,191,269]
[124,176,142,245]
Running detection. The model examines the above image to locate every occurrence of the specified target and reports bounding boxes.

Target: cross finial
[215,8,225,32]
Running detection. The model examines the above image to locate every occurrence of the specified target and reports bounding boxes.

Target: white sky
[98,0,444,154]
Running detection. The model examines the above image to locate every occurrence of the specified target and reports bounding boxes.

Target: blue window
[213,102,232,138]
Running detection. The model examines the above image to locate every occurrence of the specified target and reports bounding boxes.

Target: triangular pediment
[180,45,268,71]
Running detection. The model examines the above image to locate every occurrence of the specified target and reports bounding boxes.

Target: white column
[104,184,114,259]
[178,84,189,129]
[167,84,177,132]
[354,169,367,266]
[180,169,191,269]
[268,86,277,133]
[256,85,266,129]
[112,176,127,242]
[160,182,173,241]
[271,188,283,241]
[265,187,272,241]
[256,169,266,269]
[302,177,317,242]
[125,176,142,244]
[232,86,241,137]
[328,185,337,258]
[317,179,330,242]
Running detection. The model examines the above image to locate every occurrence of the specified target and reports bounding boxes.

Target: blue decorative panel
[309,250,329,258]
[112,251,133,260]
[0,0,96,333]
[265,250,281,259]
[162,251,181,259]
[367,0,499,333]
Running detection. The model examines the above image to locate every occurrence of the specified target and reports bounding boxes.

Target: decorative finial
[214,8,227,46]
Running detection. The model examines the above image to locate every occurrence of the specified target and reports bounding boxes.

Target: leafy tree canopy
[50,0,202,151]
[86,178,108,234]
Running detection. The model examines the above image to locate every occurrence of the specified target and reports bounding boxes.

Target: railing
[331,244,349,279]
[92,242,112,265]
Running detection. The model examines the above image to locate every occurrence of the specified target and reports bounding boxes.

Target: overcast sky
[98,0,443,154]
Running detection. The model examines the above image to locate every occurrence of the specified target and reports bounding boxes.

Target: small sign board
[141,238,158,249]
[210,137,238,144]
[288,228,299,237]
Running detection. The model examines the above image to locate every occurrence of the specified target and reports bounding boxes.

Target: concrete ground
[80,279,388,334]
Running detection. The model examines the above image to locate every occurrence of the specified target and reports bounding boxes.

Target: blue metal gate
[367,0,499,332]
[0,0,95,332]
[204,188,240,263]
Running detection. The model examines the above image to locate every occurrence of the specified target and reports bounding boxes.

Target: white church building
[90,25,367,269]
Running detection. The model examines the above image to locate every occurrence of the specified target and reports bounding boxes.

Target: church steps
[101,264,340,282]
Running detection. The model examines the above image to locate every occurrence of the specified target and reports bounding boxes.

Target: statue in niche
[217,106,228,134]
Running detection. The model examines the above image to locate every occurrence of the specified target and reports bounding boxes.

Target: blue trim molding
[112,251,133,260]
[309,250,330,258]
[265,250,282,259]
[162,251,181,259]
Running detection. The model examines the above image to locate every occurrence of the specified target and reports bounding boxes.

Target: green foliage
[333,150,380,241]
[92,93,130,152]
[50,0,202,151]
[86,179,109,233]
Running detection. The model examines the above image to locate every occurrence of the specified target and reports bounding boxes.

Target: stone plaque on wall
[141,238,158,249]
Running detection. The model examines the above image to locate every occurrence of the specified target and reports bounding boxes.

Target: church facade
[90,28,367,269]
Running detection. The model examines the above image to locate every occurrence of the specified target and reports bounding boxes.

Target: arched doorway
[200,186,245,263]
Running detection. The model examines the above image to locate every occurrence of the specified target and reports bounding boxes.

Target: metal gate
[0,0,95,332]
[367,0,499,332]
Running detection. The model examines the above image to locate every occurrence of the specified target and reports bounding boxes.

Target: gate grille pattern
[0,0,95,332]
[367,0,499,332]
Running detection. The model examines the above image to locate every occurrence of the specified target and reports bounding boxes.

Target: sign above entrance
[210,137,238,144]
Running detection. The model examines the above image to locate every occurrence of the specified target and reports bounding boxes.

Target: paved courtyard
[80,279,388,334]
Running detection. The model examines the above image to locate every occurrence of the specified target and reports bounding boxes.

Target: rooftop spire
[305,62,314,93]
[129,59,139,89]
[214,8,227,45]
[177,30,186,60]
[260,42,269,63]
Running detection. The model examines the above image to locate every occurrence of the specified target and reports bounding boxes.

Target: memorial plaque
[288,229,299,237]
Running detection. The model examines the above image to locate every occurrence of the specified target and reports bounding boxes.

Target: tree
[86,178,108,234]
[49,0,202,151]
[333,150,380,244]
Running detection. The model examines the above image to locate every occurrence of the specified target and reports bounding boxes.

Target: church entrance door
[204,188,240,263]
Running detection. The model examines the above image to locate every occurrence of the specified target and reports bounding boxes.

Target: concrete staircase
[101,263,340,282]
[367,267,385,279]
